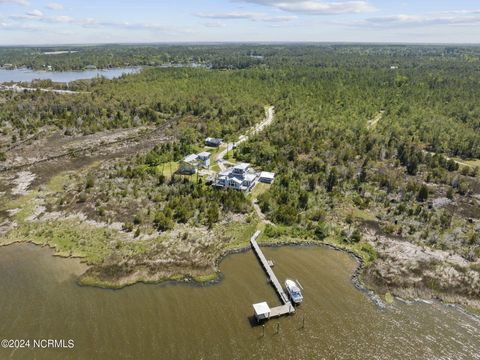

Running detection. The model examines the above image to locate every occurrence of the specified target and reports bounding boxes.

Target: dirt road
[216,106,274,171]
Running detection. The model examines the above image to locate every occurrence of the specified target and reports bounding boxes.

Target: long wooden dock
[250,230,295,319]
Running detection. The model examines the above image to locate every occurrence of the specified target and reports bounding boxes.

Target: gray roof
[197,152,211,159]
[205,137,223,143]
[183,154,198,163]
[234,163,250,171]
[260,171,275,179]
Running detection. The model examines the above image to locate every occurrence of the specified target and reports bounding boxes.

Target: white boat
[285,279,303,304]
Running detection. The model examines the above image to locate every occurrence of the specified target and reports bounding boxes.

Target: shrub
[77,192,87,203]
[133,214,143,225]
[122,222,134,232]
[350,229,362,243]
[314,222,327,240]
[85,176,95,189]
[417,184,429,202]
[154,212,174,231]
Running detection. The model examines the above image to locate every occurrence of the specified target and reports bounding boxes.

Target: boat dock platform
[250,230,295,321]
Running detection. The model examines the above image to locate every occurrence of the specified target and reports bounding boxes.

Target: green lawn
[249,182,271,199]
[157,161,180,178]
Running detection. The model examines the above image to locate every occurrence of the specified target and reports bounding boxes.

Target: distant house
[179,154,198,175]
[214,163,258,192]
[259,171,275,184]
[197,152,211,168]
[178,152,212,174]
[205,137,223,147]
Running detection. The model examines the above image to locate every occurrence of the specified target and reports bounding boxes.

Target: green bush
[154,212,174,231]
[314,222,327,240]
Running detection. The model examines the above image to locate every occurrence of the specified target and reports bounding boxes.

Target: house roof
[260,171,275,179]
[230,178,242,184]
[244,173,257,182]
[183,154,198,163]
[253,302,270,316]
[233,163,250,171]
[197,151,211,159]
[205,137,223,143]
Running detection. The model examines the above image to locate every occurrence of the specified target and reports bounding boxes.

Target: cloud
[237,0,375,15]
[25,9,43,18]
[195,11,297,22]
[0,0,28,5]
[355,10,480,28]
[196,11,260,20]
[5,11,188,34]
[0,22,39,30]
[261,15,298,22]
[46,2,64,10]
[203,21,226,28]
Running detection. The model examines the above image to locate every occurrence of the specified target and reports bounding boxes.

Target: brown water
[0,244,478,360]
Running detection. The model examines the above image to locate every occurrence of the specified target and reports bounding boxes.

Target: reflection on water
[0,67,140,83]
[0,244,478,360]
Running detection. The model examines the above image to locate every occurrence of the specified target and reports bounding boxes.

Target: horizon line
[1,40,480,48]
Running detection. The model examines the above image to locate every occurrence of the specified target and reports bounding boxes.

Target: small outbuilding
[205,137,223,147]
[259,171,275,184]
[253,302,271,322]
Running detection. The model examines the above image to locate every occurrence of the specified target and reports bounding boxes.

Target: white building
[197,152,211,168]
[253,302,271,322]
[214,163,258,192]
[259,171,275,184]
[178,152,212,174]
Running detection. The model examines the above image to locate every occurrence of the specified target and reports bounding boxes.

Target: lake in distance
[0,67,140,83]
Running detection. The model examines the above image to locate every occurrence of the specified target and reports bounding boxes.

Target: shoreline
[4,235,480,321]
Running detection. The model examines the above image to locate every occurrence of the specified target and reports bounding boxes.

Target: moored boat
[285,279,303,304]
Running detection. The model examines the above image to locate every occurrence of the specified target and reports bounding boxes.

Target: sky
[1,0,480,45]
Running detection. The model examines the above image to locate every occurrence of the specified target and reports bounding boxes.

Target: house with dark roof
[205,137,223,147]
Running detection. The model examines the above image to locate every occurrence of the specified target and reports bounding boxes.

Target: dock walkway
[250,231,295,318]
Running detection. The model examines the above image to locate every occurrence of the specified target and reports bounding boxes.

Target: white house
[214,163,258,192]
[232,163,250,175]
[197,152,211,168]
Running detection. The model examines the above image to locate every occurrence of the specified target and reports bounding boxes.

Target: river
[0,244,478,359]
[0,67,140,83]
